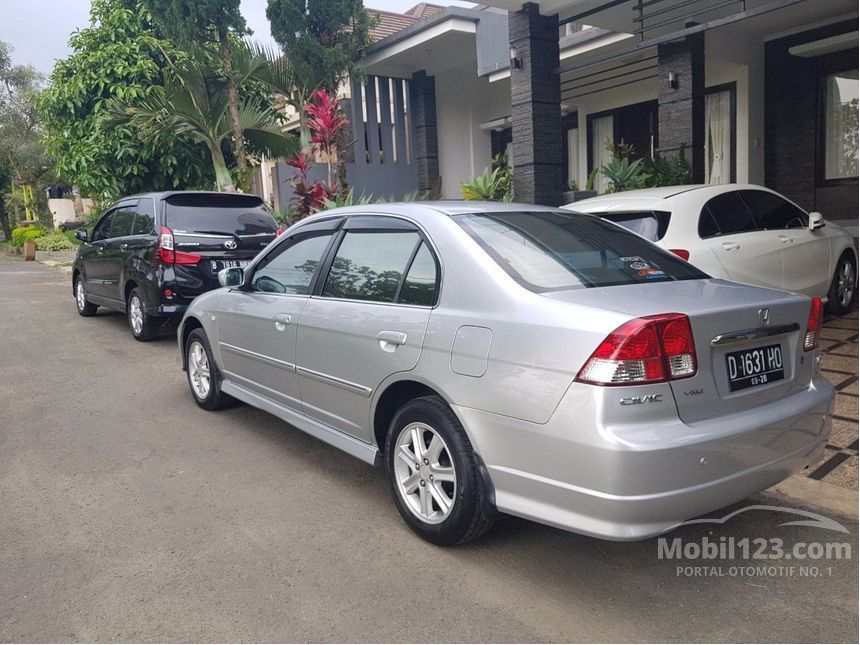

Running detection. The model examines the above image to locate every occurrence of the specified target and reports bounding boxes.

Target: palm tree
[113,55,298,192]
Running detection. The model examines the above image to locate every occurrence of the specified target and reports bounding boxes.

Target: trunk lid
[164,193,278,297]
[545,279,815,423]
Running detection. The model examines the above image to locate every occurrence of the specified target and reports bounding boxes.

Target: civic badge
[224,239,238,250]
[758,308,770,326]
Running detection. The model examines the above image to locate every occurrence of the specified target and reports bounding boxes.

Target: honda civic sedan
[177,202,834,545]
[563,185,857,315]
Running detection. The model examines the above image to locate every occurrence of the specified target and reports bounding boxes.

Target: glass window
[91,210,116,242]
[566,128,579,185]
[398,242,437,306]
[110,205,137,239]
[700,192,758,237]
[705,88,733,184]
[323,231,421,303]
[589,115,614,193]
[131,198,156,236]
[165,193,277,235]
[453,211,706,293]
[251,233,333,294]
[594,211,671,242]
[741,190,807,229]
[823,70,859,180]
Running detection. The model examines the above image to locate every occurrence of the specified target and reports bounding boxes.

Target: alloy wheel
[129,295,144,335]
[393,422,457,524]
[188,340,211,400]
[837,259,856,309]
[76,280,87,312]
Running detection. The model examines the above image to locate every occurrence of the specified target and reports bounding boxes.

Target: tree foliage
[0,41,53,237]
[37,0,214,199]
[266,0,375,94]
[143,0,251,180]
[113,52,299,192]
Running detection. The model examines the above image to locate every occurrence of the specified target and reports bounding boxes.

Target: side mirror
[809,212,826,231]
[75,229,89,242]
[218,267,245,288]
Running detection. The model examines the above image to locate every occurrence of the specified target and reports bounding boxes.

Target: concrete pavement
[0,257,857,642]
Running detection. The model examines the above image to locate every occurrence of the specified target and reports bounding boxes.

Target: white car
[564,185,857,314]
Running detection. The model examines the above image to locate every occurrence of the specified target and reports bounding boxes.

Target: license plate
[211,259,249,271]
[725,344,784,392]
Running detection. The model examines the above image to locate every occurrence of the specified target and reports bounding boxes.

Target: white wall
[563,49,760,188]
[48,197,94,227]
[435,67,510,199]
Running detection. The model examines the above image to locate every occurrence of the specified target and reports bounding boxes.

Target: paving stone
[820,353,857,373]
[821,455,859,489]
[833,393,859,419]
[828,418,858,449]
[819,327,858,341]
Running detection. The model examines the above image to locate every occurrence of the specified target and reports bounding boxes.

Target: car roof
[116,190,266,202]
[565,184,784,214]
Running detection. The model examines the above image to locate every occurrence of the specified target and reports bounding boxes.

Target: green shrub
[10,226,47,247]
[35,233,76,252]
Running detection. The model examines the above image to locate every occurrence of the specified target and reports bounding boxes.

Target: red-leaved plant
[287,89,351,220]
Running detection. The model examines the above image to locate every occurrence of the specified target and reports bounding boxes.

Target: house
[267,1,858,233]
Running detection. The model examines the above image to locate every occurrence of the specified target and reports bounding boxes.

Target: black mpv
[72,191,280,340]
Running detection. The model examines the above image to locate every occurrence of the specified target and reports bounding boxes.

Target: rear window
[593,211,671,241]
[453,211,707,292]
[165,194,277,236]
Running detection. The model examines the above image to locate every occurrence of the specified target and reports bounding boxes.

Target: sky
[0,0,475,76]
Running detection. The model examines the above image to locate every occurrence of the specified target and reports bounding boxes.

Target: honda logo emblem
[759,308,770,326]
[224,239,238,250]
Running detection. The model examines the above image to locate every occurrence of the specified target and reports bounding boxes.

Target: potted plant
[561,169,599,205]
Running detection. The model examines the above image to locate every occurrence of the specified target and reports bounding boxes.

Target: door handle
[779,236,795,244]
[273,313,291,331]
[721,241,740,251]
[377,330,407,352]
[120,243,128,249]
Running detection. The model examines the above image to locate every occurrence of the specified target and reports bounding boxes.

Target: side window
[741,190,808,230]
[322,231,422,303]
[700,192,758,237]
[91,210,116,242]
[251,232,334,294]
[697,208,720,238]
[109,204,137,239]
[131,198,156,236]
[398,242,438,306]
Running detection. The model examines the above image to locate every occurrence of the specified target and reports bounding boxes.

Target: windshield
[165,194,277,236]
[453,211,706,293]
[595,211,671,242]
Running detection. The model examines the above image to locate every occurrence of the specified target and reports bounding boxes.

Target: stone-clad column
[410,70,440,194]
[657,32,705,183]
[509,2,562,206]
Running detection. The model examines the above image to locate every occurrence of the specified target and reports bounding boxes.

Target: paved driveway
[0,258,856,643]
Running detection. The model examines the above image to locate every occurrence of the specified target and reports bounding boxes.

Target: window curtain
[591,116,613,193]
[705,90,731,184]
[567,128,579,186]
[825,71,859,180]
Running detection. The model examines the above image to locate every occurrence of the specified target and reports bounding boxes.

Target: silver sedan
[177,203,835,545]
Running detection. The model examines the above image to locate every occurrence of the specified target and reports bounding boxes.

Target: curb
[763,475,859,521]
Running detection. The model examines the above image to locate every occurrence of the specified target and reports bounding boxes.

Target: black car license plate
[725,344,784,392]
[210,259,249,271]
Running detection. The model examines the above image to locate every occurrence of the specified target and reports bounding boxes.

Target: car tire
[385,395,494,546]
[74,275,98,317]
[826,252,857,316]
[185,328,234,410]
[127,287,159,341]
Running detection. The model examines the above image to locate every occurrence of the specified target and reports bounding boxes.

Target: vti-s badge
[619,394,663,406]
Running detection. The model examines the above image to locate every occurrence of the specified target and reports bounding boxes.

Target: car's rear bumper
[453,375,834,541]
